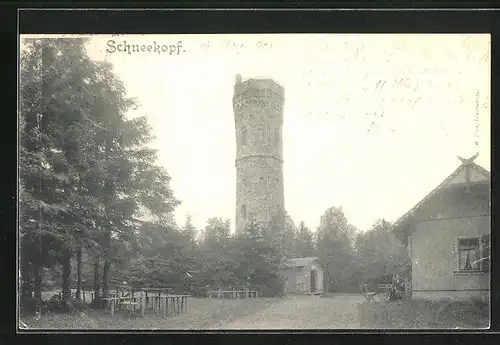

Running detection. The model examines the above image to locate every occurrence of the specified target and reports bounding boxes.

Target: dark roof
[281,257,319,268]
[392,156,490,238]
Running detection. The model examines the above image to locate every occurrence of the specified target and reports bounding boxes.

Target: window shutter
[453,237,459,271]
[481,234,490,273]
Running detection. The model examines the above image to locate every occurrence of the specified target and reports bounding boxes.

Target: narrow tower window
[265,116,269,144]
[241,128,247,146]
[260,176,266,192]
[241,205,247,219]
[277,205,283,219]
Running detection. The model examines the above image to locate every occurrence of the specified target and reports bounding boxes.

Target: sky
[22,34,491,232]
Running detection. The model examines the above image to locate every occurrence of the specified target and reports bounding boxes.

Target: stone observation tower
[233,74,285,234]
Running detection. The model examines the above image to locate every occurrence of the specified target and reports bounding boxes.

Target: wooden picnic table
[208,289,258,299]
[140,287,172,294]
[138,288,173,310]
[89,285,190,318]
[101,297,120,316]
[143,294,190,319]
[103,293,190,318]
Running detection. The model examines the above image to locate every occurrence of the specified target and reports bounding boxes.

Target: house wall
[280,262,324,294]
[411,215,490,300]
[281,267,305,293]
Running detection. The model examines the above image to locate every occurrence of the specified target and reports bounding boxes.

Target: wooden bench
[118,298,141,317]
[360,284,378,303]
[360,283,393,303]
[377,284,394,292]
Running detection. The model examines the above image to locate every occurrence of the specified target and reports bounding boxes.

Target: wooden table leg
[141,297,145,317]
[163,298,167,319]
[160,298,164,318]
[111,300,115,316]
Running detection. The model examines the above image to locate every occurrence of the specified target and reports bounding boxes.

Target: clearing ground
[21,294,364,330]
[20,293,487,330]
[216,294,364,329]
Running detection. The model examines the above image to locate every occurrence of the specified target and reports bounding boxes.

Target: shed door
[310,270,317,293]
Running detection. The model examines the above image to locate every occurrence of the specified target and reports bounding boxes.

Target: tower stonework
[233,75,285,234]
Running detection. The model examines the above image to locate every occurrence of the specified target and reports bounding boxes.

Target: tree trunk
[20,264,33,305]
[76,244,82,300]
[102,259,111,298]
[61,247,72,303]
[20,236,34,308]
[32,233,43,307]
[102,138,113,299]
[93,255,100,302]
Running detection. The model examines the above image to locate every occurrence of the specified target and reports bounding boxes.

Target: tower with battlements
[233,75,285,234]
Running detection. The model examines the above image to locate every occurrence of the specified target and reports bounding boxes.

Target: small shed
[393,154,490,301]
[279,257,324,295]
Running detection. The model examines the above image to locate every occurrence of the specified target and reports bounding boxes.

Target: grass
[20,297,284,330]
[21,293,489,330]
[411,298,489,329]
[358,298,490,329]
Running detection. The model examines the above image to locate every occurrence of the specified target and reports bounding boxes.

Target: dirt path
[213,294,364,329]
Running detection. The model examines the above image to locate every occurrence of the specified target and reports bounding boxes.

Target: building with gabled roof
[279,257,325,295]
[393,154,490,301]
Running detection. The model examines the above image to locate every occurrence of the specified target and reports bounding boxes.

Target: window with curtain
[458,237,480,271]
[456,234,490,273]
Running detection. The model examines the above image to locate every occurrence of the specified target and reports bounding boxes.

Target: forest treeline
[19,38,409,313]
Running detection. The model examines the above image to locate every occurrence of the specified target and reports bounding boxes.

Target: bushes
[254,274,285,297]
[47,294,89,313]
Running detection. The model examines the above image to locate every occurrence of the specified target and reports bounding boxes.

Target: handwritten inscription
[200,40,273,52]
[374,78,419,92]
[226,40,244,50]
